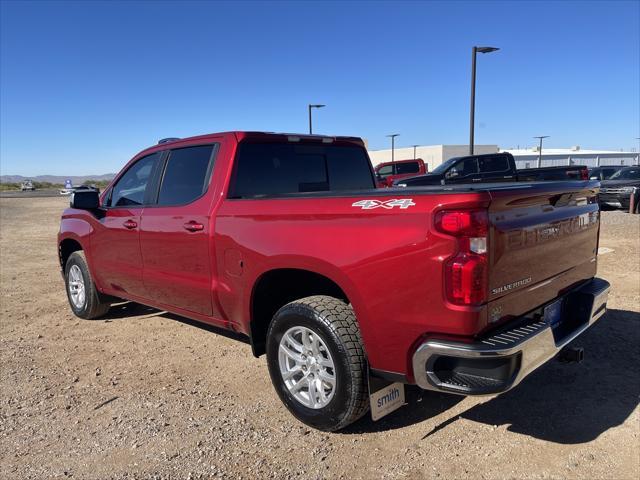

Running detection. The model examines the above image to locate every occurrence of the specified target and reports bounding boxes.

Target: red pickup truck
[58,131,610,431]
[374,158,428,187]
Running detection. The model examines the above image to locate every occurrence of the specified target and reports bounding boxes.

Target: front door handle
[183,221,204,232]
[123,219,138,229]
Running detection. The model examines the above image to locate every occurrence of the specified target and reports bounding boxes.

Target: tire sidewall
[65,254,91,317]
[266,303,357,431]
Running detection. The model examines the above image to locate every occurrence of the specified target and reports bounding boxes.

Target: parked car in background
[598,166,640,212]
[394,152,588,186]
[374,158,427,187]
[58,131,609,431]
[21,180,35,191]
[588,165,626,181]
[60,185,99,196]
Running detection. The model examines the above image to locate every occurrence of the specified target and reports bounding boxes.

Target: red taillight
[446,254,487,305]
[580,167,589,180]
[435,210,488,237]
[435,209,489,306]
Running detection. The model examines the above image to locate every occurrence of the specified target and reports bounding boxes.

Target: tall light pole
[534,135,549,168]
[469,46,499,155]
[412,144,419,160]
[308,104,325,134]
[387,134,400,165]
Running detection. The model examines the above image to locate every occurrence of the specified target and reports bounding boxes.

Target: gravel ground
[1,197,639,479]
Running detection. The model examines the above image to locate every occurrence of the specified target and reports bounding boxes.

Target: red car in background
[374,158,427,187]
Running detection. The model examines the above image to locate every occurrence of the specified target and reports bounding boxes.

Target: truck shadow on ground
[102,302,252,344]
[344,308,640,444]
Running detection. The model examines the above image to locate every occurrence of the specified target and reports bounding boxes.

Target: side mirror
[71,190,100,210]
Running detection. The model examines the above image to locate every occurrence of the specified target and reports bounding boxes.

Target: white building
[367,144,498,170]
[368,144,639,170]
[501,146,639,169]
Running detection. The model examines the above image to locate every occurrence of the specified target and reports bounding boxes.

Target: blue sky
[1,0,639,176]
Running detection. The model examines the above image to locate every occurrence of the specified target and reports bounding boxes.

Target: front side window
[157,145,216,205]
[479,155,510,173]
[230,143,374,197]
[609,168,640,180]
[448,157,478,178]
[395,162,420,174]
[109,153,161,207]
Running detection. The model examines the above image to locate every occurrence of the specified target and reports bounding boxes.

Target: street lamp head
[476,46,500,54]
[386,133,400,138]
[309,104,325,109]
[533,135,550,140]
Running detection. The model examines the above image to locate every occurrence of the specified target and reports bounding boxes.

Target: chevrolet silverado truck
[58,131,610,431]
[394,152,588,186]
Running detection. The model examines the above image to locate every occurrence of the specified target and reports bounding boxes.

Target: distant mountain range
[0,174,116,184]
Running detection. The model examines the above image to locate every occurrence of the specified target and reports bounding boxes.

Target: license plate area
[544,298,564,327]
[548,288,594,345]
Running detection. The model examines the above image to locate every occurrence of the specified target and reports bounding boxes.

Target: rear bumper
[411,277,610,395]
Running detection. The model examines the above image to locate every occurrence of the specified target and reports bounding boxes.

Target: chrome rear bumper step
[411,278,610,395]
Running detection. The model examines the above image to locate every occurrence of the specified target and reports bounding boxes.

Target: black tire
[266,295,369,431]
[64,251,110,319]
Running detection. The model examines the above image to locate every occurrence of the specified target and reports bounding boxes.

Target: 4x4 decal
[352,199,416,210]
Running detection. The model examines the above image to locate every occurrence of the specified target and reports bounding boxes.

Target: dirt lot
[1,196,639,479]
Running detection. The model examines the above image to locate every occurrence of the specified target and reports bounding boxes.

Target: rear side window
[157,145,216,205]
[109,152,161,207]
[479,155,510,173]
[230,143,374,197]
[395,162,420,174]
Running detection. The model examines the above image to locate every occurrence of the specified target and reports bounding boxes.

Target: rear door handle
[123,219,138,229]
[183,221,205,232]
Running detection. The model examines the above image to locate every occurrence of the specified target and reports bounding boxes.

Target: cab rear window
[229,143,374,198]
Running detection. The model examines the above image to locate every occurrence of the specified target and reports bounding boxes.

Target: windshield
[432,157,459,174]
[609,168,640,180]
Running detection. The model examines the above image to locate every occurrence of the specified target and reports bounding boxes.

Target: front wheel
[266,296,369,431]
[64,251,110,319]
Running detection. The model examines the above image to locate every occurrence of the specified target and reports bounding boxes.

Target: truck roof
[135,131,366,159]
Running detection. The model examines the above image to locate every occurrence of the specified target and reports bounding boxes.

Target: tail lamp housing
[580,167,589,180]
[435,210,489,306]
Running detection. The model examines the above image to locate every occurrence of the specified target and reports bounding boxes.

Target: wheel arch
[248,267,365,357]
[58,237,85,270]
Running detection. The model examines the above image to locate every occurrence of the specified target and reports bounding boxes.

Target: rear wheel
[64,251,110,319]
[266,295,369,431]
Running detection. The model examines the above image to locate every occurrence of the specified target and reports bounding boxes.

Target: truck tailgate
[486,181,600,326]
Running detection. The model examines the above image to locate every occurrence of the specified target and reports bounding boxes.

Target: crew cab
[394,152,588,186]
[374,158,427,187]
[58,132,610,431]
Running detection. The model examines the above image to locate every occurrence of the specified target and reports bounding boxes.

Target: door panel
[90,152,163,297]
[91,208,145,296]
[139,144,218,317]
[139,207,213,315]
